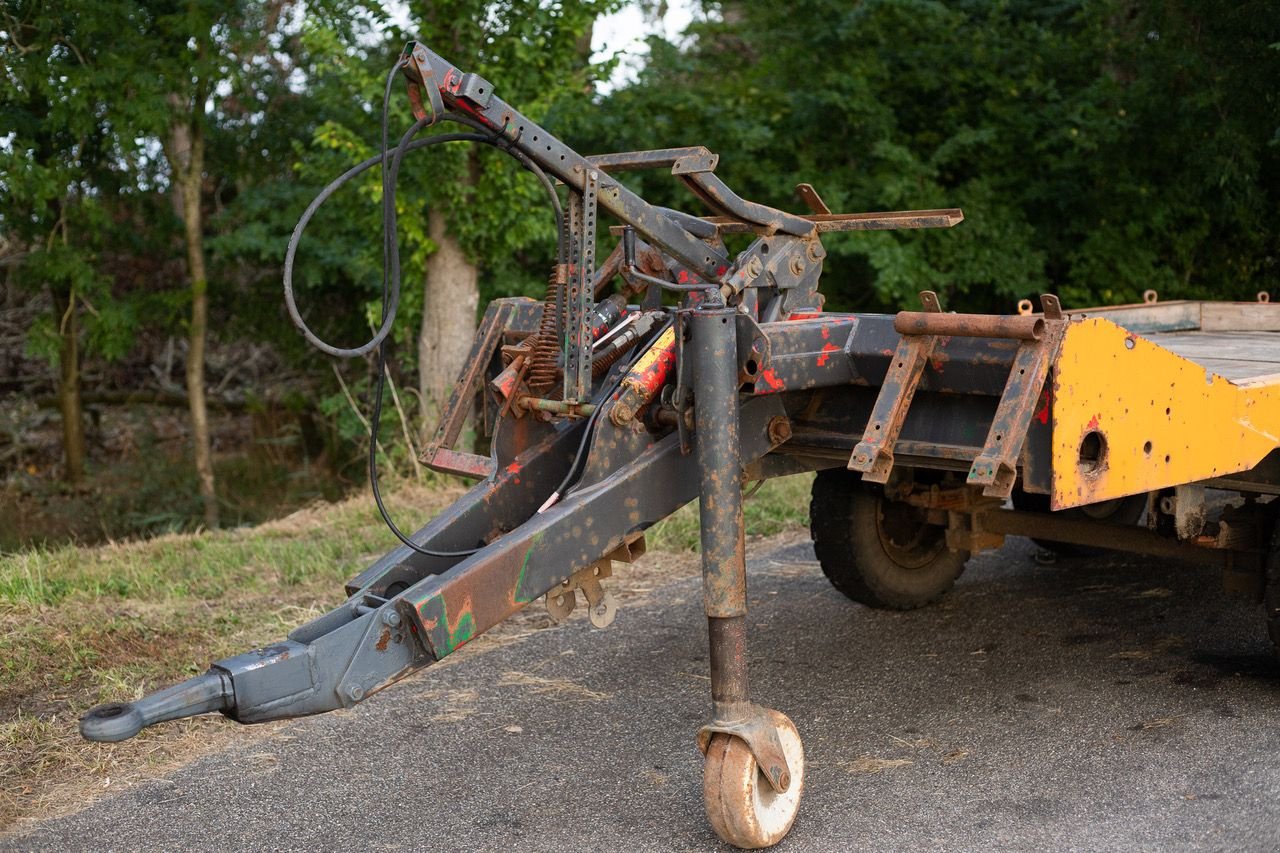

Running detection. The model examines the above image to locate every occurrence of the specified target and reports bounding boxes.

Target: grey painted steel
[79,670,233,742]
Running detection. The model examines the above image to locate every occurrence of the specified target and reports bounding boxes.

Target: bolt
[556,594,566,607]
[348,686,364,701]
[767,416,793,446]
[610,404,634,426]
[790,257,806,276]
[382,609,401,627]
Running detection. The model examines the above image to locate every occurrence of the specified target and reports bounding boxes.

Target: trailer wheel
[703,710,805,849]
[1265,520,1280,661]
[809,469,967,610]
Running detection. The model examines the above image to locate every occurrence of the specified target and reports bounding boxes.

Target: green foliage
[571,0,1280,311]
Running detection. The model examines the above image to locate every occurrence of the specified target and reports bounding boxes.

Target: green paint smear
[430,596,476,657]
[513,536,541,604]
[446,610,475,651]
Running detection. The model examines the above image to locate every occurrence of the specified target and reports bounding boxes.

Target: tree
[101,0,359,526]
[576,0,1279,312]
[0,1,140,485]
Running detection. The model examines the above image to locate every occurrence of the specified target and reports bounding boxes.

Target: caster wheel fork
[701,707,805,849]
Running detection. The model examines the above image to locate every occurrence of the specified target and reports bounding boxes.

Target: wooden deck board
[1146,330,1280,381]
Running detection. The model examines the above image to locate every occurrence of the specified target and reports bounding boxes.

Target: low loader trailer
[80,41,1280,848]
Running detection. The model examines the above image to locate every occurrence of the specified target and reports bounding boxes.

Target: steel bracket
[696,700,793,795]
[966,294,1068,498]
[421,299,529,478]
[848,290,943,481]
[545,559,617,628]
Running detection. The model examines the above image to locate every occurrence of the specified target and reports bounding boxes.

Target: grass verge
[0,472,814,832]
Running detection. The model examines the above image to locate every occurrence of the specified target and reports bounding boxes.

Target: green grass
[0,473,813,830]
[646,472,814,552]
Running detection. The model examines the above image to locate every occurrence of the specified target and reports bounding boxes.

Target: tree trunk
[166,104,218,529]
[50,284,85,484]
[418,204,479,430]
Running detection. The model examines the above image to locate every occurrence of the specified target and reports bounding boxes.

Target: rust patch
[375,627,392,652]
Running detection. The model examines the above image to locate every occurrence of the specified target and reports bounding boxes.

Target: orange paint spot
[817,343,840,366]
[758,368,785,393]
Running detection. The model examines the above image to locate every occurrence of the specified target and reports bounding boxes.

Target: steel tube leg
[690,308,749,701]
[691,308,803,848]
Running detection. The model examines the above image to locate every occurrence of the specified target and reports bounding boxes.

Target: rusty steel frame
[80,35,1280,852]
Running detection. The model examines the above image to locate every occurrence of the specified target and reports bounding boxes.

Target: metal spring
[527,266,564,392]
[592,329,643,378]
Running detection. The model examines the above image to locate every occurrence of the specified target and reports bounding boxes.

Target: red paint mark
[821,326,830,340]
[716,266,728,276]
[930,357,945,373]
[677,269,690,284]
[758,368,786,393]
[788,312,823,321]
[1034,388,1051,425]
[817,343,840,366]
[1087,414,1101,430]
[505,462,521,475]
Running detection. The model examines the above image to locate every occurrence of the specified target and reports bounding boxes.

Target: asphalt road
[10,534,1280,852]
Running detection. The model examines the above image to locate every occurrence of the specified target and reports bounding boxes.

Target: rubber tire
[1010,490,1148,558]
[703,710,805,849]
[1265,519,1280,662]
[809,468,968,610]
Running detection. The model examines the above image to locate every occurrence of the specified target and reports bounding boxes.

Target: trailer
[79,41,1280,849]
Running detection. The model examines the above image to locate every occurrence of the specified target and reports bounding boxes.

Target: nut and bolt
[767,416,793,446]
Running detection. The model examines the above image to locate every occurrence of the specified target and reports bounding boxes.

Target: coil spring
[591,333,640,378]
[527,266,564,392]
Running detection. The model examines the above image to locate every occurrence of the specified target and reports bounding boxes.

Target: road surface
[10,534,1280,851]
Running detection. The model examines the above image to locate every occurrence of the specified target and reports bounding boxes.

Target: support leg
[689,307,804,849]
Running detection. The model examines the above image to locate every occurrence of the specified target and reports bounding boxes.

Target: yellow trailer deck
[1051,298,1280,509]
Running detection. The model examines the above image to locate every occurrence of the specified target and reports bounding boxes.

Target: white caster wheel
[703,710,805,848]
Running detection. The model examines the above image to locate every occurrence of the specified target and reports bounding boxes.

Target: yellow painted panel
[1050,318,1280,509]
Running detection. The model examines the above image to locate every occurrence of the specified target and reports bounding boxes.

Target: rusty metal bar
[967,297,1068,498]
[520,397,597,417]
[586,146,719,174]
[708,616,749,704]
[420,300,517,478]
[849,292,944,483]
[975,507,1261,570]
[706,208,964,234]
[563,172,597,402]
[401,42,731,282]
[679,171,816,238]
[895,312,1045,340]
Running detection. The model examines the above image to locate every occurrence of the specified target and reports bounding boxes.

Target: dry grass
[0,482,464,833]
[0,474,813,834]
